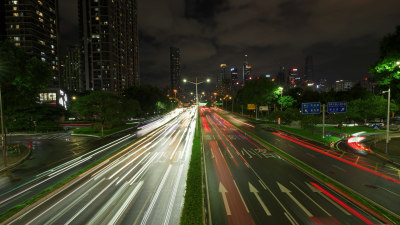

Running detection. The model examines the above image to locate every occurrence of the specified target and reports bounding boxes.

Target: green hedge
[180,113,203,225]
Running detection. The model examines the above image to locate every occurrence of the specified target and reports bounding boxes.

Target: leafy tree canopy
[236,78,278,107]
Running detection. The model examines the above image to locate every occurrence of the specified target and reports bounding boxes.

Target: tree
[347,95,398,123]
[236,78,278,109]
[73,92,122,136]
[0,41,52,110]
[123,85,169,116]
[370,26,400,103]
[278,96,296,109]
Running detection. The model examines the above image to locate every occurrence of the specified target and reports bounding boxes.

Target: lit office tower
[79,0,139,93]
[231,67,238,86]
[305,55,313,82]
[0,0,60,88]
[217,64,227,96]
[243,54,252,83]
[170,47,180,92]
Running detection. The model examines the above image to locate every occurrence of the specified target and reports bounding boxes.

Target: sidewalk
[369,137,400,167]
[0,145,31,173]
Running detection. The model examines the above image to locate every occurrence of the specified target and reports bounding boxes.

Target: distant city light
[265,74,271,78]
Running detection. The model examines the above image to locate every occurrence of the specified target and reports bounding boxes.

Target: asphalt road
[5,107,197,225]
[0,113,179,215]
[202,108,383,225]
[218,110,400,221]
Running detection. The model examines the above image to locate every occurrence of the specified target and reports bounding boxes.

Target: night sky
[59,0,400,89]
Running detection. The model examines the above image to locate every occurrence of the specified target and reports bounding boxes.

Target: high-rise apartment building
[335,80,354,92]
[170,47,180,92]
[79,0,139,93]
[217,64,226,96]
[61,47,82,92]
[0,0,60,88]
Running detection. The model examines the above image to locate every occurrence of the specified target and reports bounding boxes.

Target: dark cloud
[59,0,400,89]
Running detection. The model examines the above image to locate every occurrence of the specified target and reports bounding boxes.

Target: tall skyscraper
[305,55,313,82]
[0,0,60,88]
[231,67,238,86]
[243,54,251,83]
[170,47,180,92]
[217,64,226,96]
[79,0,139,93]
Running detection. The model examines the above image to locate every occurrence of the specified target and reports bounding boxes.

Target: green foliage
[300,115,321,130]
[181,114,203,225]
[0,41,52,110]
[236,78,278,107]
[267,108,301,124]
[347,95,397,122]
[123,85,169,115]
[278,95,296,109]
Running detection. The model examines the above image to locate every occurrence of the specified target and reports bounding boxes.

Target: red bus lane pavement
[209,140,255,225]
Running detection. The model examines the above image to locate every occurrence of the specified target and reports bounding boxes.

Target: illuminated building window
[39,40,45,45]
[95,16,100,20]
[41,57,46,62]
[12,0,18,5]
[13,36,20,41]
[38,0,43,5]
[16,24,20,29]
[39,18,44,23]
[13,6,17,10]
[13,12,18,17]
[14,43,20,46]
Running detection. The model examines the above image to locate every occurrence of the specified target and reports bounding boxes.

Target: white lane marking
[109,181,144,225]
[284,212,298,225]
[87,182,130,225]
[128,152,161,185]
[249,182,271,216]
[332,164,346,172]
[65,178,118,225]
[377,185,400,198]
[163,164,184,225]
[24,178,105,225]
[277,182,313,217]
[290,182,331,216]
[306,182,351,216]
[116,152,151,185]
[306,153,316,158]
[234,180,249,213]
[219,182,231,215]
[169,130,180,146]
[109,151,149,180]
[258,179,267,190]
[140,164,172,225]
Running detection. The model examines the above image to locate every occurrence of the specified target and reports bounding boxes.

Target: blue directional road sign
[302,102,321,114]
[327,102,346,113]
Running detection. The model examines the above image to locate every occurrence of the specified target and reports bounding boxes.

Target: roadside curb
[0,146,31,173]
[372,151,400,167]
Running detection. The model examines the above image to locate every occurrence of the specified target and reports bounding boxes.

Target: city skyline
[59,0,400,88]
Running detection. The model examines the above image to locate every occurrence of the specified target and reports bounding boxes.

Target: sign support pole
[322,104,325,139]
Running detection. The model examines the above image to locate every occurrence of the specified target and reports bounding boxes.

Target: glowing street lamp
[183,77,210,106]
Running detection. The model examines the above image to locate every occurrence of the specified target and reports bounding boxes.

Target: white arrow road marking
[306,182,351,216]
[265,185,298,225]
[219,182,231,215]
[242,148,252,158]
[249,182,271,216]
[290,182,331,216]
[277,182,313,217]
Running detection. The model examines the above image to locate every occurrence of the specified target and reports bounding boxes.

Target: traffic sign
[302,102,321,114]
[327,102,346,113]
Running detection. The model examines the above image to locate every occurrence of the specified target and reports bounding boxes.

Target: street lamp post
[383,88,391,154]
[279,87,283,111]
[183,77,210,107]
[0,86,6,167]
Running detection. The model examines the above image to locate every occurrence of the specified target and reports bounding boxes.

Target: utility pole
[322,104,325,139]
[383,88,391,154]
[0,86,6,167]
